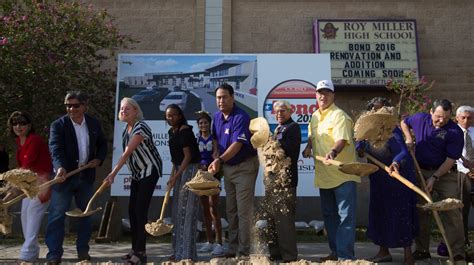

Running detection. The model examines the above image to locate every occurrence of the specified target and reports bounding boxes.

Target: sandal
[127,253,147,264]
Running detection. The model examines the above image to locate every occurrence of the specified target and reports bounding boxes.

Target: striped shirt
[122,120,162,180]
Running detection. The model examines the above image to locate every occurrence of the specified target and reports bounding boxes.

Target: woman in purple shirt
[195,111,224,256]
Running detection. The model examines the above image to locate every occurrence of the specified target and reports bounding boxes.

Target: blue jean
[320,181,357,260]
[45,174,93,260]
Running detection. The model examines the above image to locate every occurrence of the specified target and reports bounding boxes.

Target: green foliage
[386,70,435,118]
[0,0,135,142]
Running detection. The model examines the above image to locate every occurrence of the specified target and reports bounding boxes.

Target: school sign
[313,19,420,86]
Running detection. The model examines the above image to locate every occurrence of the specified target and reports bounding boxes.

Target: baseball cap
[316,80,334,92]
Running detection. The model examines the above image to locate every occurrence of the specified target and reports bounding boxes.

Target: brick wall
[83,0,473,226]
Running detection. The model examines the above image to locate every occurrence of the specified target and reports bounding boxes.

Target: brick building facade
[85,0,473,225]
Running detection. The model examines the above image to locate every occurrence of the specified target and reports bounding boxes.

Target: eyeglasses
[65,103,83,109]
[11,121,28,126]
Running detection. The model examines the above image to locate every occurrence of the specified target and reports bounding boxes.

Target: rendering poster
[112,54,331,196]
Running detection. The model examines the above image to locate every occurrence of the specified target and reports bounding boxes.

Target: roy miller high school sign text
[313,19,419,86]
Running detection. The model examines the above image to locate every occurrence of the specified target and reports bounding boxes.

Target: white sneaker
[199,242,214,252]
[212,243,225,256]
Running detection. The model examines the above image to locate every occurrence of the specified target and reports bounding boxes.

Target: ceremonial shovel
[66,181,110,218]
[364,153,462,211]
[409,150,454,263]
[0,164,92,234]
[1,164,92,209]
[145,188,173,236]
[314,156,379,176]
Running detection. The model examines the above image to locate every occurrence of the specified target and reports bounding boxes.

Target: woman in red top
[7,111,52,262]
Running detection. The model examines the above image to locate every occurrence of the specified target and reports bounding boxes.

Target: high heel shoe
[127,253,147,264]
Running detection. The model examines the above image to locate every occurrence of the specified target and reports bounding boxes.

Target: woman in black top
[165,104,200,261]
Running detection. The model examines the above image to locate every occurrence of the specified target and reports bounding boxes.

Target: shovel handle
[408,150,454,262]
[315,155,343,167]
[39,163,93,189]
[159,189,171,220]
[84,181,110,212]
[365,154,432,203]
[2,164,92,208]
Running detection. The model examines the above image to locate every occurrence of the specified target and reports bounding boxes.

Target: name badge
[225,128,230,134]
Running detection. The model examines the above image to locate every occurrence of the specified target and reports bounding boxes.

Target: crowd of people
[0,80,473,264]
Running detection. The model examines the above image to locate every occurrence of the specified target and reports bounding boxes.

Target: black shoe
[412,250,431,260]
[269,255,282,261]
[46,260,61,265]
[224,252,236,258]
[78,252,91,261]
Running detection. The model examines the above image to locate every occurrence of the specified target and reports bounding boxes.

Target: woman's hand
[104,173,116,184]
[167,173,180,190]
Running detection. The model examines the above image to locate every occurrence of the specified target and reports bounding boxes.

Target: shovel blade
[339,163,379,176]
[420,198,464,211]
[145,221,173,237]
[66,207,103,218]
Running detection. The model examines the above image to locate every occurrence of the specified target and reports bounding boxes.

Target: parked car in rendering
[131,89,160,103]
[159,91,188,111]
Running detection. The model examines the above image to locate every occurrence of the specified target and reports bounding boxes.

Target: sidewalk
[0,242,453,264]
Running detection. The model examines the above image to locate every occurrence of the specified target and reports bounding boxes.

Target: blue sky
[118,54,257,78]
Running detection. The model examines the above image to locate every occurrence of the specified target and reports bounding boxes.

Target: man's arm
[208,142,243,173]
[49,120,67,172]
[326,139,347,160]
[400,120,414,148]
[425,157,456,192]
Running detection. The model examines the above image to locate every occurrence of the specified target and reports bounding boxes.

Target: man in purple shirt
[208,83,259,257]
[401,99,465,261]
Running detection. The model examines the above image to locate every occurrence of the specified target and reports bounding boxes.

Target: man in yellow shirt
[303,80,360,261]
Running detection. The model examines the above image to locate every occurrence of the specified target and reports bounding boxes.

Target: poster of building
[111,54,331,196]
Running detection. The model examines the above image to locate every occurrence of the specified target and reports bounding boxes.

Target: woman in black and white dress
[105,97,162,265]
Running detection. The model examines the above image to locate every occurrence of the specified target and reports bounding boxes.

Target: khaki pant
[222,156,259,256]
[415,169,465,257]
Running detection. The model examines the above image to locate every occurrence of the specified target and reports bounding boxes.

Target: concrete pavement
[0,242,456,264]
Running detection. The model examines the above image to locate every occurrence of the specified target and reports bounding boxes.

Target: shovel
[364,154,462,211]
[1,164,92,209]
[145,188,173,236]
[66,181,110,218]
[314,155,379,177]
[409,150,454,263]
[0,164,92,234]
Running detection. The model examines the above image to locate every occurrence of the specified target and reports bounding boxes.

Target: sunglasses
[12,121,29,126]
[65,103,83,109]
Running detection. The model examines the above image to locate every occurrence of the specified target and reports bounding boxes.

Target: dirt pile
[185,170,220,196]
[354,107,397,148]
[0,168,38,198]
[145,219,173,237]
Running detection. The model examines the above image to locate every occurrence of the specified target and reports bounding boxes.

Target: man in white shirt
[455,105,474,248]
[45,91,107,264]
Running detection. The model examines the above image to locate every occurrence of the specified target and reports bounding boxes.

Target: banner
[112,54,331,196]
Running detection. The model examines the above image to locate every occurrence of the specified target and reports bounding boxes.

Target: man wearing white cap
[303,80,360,261]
